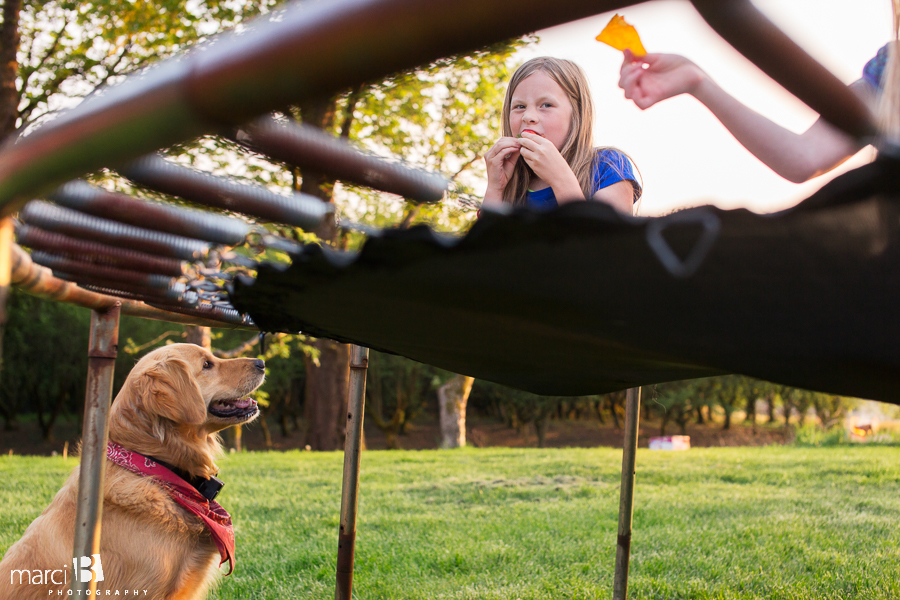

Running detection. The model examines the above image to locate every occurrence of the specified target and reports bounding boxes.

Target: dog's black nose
[254,359,265,371]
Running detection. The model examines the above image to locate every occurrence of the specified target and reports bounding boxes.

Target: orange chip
[596,14,646,57]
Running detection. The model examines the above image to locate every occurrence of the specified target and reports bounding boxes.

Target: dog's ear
[141,356,207,426]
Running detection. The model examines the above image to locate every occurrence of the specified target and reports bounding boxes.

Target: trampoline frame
[0,0,878,598]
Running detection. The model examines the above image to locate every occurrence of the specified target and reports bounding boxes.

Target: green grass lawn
[2,446,899,599]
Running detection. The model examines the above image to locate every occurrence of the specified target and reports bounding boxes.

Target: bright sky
[516,0,892,215]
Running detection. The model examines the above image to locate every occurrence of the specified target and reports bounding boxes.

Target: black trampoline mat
[231,158,900,404]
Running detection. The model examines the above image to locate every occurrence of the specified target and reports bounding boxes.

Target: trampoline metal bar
[613,387,641,600]
[336,345,369,600]
[0,218,12,333]
[71,305,120,597]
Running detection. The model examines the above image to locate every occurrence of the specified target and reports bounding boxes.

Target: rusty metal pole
[0,218,13,376]
[335,344,369,600]
[613,386,641,600]
[71,304,120,596]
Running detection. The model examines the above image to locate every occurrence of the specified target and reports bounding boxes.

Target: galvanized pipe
[15,224,187,277]
[9,242,253,329]
[336,344,369,600]
[613,387,641,600]
[234,117,449,203]
[21,201,210,261]
[119,154,332,229]
[49,180,251,245]
[71,305,120,597]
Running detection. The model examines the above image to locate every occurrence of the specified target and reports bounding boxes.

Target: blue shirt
[863,43,888,91]
[526,148,640,211]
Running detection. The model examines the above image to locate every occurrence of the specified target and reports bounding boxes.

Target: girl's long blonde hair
[501,57,601,205]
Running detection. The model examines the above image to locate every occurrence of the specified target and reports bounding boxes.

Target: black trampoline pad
[231,158,900,403]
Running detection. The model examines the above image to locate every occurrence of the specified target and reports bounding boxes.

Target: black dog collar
[147,455,225,501]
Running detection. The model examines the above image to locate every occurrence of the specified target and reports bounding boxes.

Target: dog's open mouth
[208,397,258,420]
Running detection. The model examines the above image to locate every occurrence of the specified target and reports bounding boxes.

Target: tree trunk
[438,374,474,448]
[747,396,757,435]
[534,414,549,448]
[695,405,705,425]
[184,325,211,350]
[0,0,22,141]
[303,339,350,450]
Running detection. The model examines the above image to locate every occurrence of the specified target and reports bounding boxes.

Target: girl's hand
[516,131,578,193]
[483,137,521,200]
[619,51,706,110]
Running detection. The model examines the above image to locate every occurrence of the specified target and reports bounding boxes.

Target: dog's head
[109,343,266,478]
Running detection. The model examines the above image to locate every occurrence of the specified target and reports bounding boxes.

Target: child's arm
[619,52,868,183]
[592,181,634,214]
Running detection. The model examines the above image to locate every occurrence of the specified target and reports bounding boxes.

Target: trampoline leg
[71,305,120,596]
[336,345,369,600]
[613,386,641,600]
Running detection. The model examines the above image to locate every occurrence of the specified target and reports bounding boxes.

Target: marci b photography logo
[9,553,149,595]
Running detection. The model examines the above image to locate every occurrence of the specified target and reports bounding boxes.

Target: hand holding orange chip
[596,14,646,57]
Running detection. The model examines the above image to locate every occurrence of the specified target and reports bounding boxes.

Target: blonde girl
[483,57,641,215]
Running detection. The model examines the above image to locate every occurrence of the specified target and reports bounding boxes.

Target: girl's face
[508,71,574,151]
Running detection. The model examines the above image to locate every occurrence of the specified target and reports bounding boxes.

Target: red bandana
[106,441,236,575]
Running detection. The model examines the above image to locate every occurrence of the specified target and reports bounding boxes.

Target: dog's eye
[203,360,213,370]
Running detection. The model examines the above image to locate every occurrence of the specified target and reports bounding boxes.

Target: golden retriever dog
[0,343,264,600]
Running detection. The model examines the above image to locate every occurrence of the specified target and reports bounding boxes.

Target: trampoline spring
[195,290,230,302]
[21,200,211,261]
[258,234,303,254]
[147,301,255,327]
[234,116,449,203]
[219,251,260,269]
[194,269,234,281]
[30,251,175,289]
[338,219,383,237]
[15,223,187,277]
[186,280,224,292]
[67,280,200,308]
[119,154,333,230]
[49,180,251,245]
[54,271,193,303]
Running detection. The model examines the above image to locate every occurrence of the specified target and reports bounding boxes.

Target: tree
[438,374,474,448]
[2,0,270,140]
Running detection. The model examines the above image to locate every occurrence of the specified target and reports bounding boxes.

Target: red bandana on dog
[106,441,236,575]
